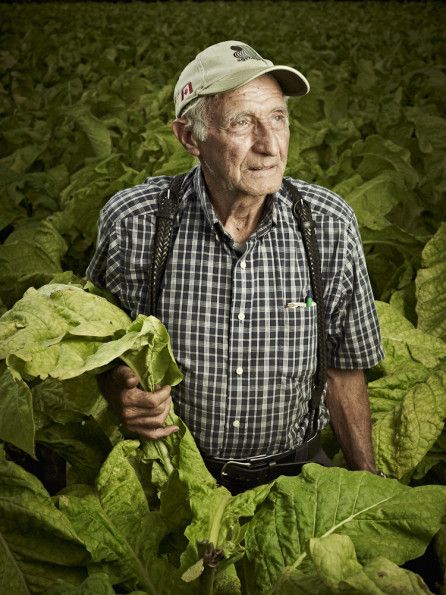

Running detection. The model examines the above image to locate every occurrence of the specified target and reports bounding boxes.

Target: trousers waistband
[201,432,321,484]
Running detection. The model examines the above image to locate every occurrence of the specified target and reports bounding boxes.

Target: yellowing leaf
[416,223,446,342]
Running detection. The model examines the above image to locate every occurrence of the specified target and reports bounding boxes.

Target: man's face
[196,75,290,200]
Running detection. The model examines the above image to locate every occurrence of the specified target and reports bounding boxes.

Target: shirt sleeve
[325,214,384,369]
[85,205,123,305]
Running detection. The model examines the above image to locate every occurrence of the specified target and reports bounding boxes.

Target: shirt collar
[193,166,220,228]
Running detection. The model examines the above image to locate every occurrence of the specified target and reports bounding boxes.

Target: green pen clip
[305,290,314,308]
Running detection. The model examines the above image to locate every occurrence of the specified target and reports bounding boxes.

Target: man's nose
[252,121,280,154]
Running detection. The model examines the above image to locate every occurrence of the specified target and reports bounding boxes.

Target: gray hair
[181,95,217,142]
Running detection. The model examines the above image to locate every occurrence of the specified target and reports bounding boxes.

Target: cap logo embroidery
[230,45,263,62]
[181,82,193,101]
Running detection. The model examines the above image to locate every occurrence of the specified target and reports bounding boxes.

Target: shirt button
[238,313,245,321]
[240,261,247,269]
[233,419,241,428]
[235,366,243,375]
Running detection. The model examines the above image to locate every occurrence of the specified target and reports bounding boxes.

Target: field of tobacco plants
[0,1,445,593]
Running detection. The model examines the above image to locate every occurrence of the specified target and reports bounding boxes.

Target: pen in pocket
[305,290,313,308]
[286,291,316,309]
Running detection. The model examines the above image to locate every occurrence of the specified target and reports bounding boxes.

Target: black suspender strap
[283,179,328,438]
[148,173,186,315]
[149,175,327,439]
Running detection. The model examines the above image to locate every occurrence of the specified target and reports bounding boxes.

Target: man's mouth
[249,165,276,171]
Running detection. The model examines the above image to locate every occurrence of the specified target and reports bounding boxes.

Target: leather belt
[202,432,321,484]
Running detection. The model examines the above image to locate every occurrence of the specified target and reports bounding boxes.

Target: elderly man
[87,41,384,493]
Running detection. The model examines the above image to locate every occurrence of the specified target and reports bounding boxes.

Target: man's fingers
[121,397,172,424]
[136,425,179,440]
[122,385,171,409]
[102,371,175,441]
[112,364,139,388]
[123,415,179,439]
[122,403,168,419]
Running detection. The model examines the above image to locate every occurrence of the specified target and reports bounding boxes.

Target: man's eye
[233,118,249,127]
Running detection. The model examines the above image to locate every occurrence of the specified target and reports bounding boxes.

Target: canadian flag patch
[181,82,193,101]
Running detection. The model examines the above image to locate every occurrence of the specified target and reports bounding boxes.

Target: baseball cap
[174,40,310,118]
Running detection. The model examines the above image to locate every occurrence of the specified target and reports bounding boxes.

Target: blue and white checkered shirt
[87,166,383,459]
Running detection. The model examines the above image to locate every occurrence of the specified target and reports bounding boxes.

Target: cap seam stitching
[198,64,274,90]
[198,57,206,90]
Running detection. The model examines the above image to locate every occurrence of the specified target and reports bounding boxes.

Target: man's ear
[172,119,200,157]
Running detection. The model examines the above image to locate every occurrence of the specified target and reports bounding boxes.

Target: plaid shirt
[87,166,383,459]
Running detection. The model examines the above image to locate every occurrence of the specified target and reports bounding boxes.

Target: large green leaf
[57,155,144,244]
[0,220,68,307]
[0,284,181,461]
[369,302,446,477]
[36,418,112,485]
[306,534,431,594]
[270,534,431,594]
[47,572,117,595]
[0,446,89,594]
[374,301,446,374]
[0,144,45,174]
[416,223,446,342]
[242,464,446,594]
[31,375,105,425]
[30,373,120,480]
[0,284,182,389]
[342,172,401,231]
[57,440,193,595]
[0,362,35,456]
[120,315,184,392]
[370,361,446,478]
[0,165,25,230]
[351,135,419,190]
[67,106,112,160]
[342,557,431,594]
[407,111,446,156]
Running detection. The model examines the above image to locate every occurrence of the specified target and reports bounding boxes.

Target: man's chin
[243,178,283,197]
[247,165,283,187]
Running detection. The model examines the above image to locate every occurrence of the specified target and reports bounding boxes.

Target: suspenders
[148,174,327,441]
[283,179,327,439]
[148,173,187,318]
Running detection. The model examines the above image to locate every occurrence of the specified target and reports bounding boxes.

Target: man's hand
[97,364,179,440]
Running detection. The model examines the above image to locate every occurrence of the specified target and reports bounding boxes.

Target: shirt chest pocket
[281,304,318,379]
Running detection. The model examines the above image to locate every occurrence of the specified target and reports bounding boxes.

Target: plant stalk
[200,566,216,595]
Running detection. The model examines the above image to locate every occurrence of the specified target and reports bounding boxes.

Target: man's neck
[202,172,269,244]
[219,198,268,244]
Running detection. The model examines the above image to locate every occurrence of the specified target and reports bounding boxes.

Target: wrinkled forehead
[211,75,287,118]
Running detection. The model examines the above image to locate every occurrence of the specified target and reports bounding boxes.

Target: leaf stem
[290,551,307,570]
[200,566,216,595]
[197,493,232,594]
[209,493,232,546]
[155,440,175,476]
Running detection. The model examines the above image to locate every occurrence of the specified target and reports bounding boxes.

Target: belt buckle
[221,460,251,478]
[220,459,270,483]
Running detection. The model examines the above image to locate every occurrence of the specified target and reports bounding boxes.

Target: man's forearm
[325,367,377,472]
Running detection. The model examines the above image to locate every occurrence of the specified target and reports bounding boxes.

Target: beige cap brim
[199,64,310,97]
